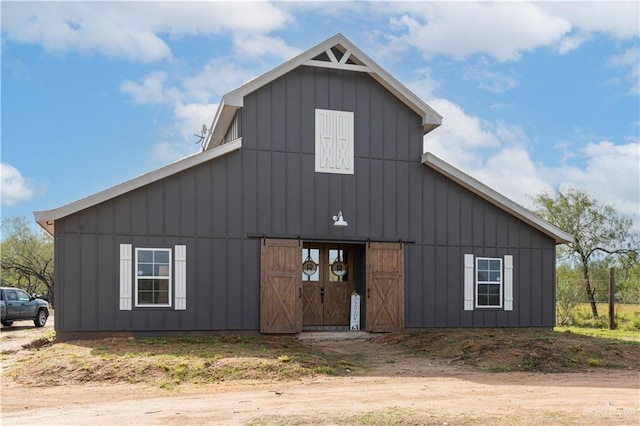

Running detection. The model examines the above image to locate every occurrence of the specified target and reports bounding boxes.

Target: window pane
[138,264,153,276]
[489,259,501,271]
[489,271,501,282]
[17,290,31,301]
[477,295,488,306]
[156,292,169,304]
[477,259,488,270]
[302,248,320,282]
[138,250,153,262]
[477,271,488,281]
[488,284,501,295]
[138,291,153,305]
[154,250,170,263]
[138,279,153,291]
[156,265,170,276]
[157,279,169,291]
[488,295,500,306]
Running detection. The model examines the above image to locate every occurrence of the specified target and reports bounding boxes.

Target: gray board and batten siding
[49,63,558,337]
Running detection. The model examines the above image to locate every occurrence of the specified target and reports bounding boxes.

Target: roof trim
[203,33,442,151]
[422,152,573,244]
[34,138,242,236]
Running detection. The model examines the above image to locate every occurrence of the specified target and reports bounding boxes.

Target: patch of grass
[341,407,419,425]
[567,303,640,332]
[555,326,640,341]
[380,327,639,373]
[3,335,366,387]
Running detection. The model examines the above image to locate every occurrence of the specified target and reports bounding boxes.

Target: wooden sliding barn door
[366,242,405,332]
[260,239,303,334]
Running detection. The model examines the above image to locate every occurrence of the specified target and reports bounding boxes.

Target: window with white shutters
[463,254,514,311]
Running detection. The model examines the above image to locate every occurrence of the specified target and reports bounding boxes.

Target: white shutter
[504,255,513,311]
[174,245,187,310]
[464,254,474,311]
[119,244,132,310]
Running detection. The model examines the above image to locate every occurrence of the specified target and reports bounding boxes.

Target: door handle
[320,286,324,303]
[367,288,370,299]
[299,287,302,299]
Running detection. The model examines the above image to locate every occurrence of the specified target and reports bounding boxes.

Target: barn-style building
[35,34,571,340]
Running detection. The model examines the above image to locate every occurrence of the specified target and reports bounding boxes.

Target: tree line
[1,188,638,315]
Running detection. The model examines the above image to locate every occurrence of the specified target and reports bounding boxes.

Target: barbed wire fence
[556,270,640,329]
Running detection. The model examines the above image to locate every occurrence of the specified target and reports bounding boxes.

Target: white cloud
[390,2,571,62]
[233,34,302,62]
[405,67,439,100]
[474,147,553,207]
[2,3,171,62]
[121,71,179,105]
[556,33,591,55]
[423,98,548,208]
[174,102,219,141]
[183,59,259,104]
[2,2,292,62]
[550,141,640,220]
[608,46,640,95]
[540,2,640,40]
[145,102,218,164]
[0,163,37,207]
[120,59,256,162]
[423,100,639,221]
[462,58,519,93]
[381,1,638,63]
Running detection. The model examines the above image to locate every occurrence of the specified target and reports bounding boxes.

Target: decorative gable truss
[304,43,371,73]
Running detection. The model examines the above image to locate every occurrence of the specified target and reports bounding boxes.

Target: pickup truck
[0,287,49,327]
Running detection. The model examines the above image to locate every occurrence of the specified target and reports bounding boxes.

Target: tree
[534,188,639,319]
[1,217,54,305]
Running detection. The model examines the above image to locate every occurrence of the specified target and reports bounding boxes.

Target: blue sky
[2,1,639,231]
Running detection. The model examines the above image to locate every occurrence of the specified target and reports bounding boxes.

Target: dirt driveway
[2,332,638,425]
[0,313,54,353]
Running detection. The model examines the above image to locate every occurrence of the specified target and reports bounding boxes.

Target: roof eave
[34,138,243,236]
[421,152,574,244]
[203,99,240,151]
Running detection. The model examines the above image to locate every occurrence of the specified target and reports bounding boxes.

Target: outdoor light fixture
[332,211,348,227]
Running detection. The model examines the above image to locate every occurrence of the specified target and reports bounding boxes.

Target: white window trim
[475,257,503,309]
[135,248,172,308]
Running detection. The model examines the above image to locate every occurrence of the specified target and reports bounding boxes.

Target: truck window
[16,290,30,302]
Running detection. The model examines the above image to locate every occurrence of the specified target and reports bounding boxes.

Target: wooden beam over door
[260,239,303,333]
[366,242,405,332]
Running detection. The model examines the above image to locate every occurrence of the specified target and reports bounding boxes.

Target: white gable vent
[315,109,354,175]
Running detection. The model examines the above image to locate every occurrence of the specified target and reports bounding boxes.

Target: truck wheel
[1,320,13,327]
[34,309,48,327]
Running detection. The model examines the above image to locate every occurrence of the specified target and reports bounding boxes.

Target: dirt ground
[1,324,639,425]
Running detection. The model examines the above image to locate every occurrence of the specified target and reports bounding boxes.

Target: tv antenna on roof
[194,124,209,146]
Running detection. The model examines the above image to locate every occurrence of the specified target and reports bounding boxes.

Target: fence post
[608,267,615,330]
